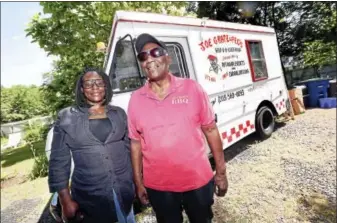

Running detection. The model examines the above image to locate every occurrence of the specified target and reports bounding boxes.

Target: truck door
[155,36,196,80]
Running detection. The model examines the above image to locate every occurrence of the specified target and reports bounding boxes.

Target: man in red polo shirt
[127,33,228,223]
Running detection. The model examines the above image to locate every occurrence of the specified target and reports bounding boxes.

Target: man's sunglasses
[137,47,167,62]
[82,79,105,89]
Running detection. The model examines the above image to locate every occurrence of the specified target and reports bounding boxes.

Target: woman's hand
[61,199,79,220]
[58,188,82,222]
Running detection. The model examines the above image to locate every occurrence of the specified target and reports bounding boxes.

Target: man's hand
[136,184,150,205]
[130,139,149,205]
[201,124,228,196]
[214,171,228,197]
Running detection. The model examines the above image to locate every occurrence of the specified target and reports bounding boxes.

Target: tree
[303,41,336,68]
[26,2,192,113]
[302,2,336,67]
[1,85,48,123]
[192,1,336,67]
[193,2,294,56]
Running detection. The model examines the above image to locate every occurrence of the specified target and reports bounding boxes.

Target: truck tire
[255,106,275,140]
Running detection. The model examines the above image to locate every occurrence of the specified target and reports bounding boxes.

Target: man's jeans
[51,192,59,206]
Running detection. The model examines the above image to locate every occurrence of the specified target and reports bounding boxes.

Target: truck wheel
[255,106,275,139]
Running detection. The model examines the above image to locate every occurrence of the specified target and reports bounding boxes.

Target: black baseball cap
[135,33,167,53]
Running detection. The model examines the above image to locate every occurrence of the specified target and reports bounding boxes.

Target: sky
[1,2,54,87]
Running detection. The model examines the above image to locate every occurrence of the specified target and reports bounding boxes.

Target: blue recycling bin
[319,97,337,108]
[298,79,330,107]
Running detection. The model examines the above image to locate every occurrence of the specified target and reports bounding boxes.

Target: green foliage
[26,2,191,113]
[304,41,336,67]
[29,153,48,180]
[303,3,337,67]
[193,1,337,61]
[1,85,49,123]
[23,120,47,144]
[23,121,50,180]
[294,2,336,44]
[193,2,294,56]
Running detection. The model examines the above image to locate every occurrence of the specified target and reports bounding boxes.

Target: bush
[30,153,49,180]
[23,120,48,144]
[23,120,51,180]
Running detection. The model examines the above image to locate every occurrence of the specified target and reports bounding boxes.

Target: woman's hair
[75,67,112,108]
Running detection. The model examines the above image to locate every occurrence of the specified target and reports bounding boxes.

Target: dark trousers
[146,178,215,223]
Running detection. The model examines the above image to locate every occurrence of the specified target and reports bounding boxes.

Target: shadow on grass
[297,191,336,223]
[1,141,45,168]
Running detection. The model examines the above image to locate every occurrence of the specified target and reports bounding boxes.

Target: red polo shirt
[127,74,215,192]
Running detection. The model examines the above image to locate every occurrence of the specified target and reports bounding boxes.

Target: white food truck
[46,10,289,157]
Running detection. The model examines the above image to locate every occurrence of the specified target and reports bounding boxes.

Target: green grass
[1,141,45,167]
[297,191,337,223]
[1,140,50,211]
[1,141,45,180]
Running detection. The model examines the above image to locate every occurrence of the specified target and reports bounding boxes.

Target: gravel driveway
[3,108,336,223]
[137,108,336,223]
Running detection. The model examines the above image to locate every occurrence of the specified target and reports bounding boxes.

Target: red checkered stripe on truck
[221,120,255,143]
[275,98,286,111]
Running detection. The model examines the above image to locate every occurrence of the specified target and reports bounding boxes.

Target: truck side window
[246,40,268,82]
[165,43,189,78]
[110,39,143,93]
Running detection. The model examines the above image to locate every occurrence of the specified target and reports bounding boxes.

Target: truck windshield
[109,36,189,93]
[109,37,143,93]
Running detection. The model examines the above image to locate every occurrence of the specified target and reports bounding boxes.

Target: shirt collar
[139,73,183,97]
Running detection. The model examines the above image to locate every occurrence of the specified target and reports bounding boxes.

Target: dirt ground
[210,108,336,223]
[137,108,336,223]
[1,108,336,223]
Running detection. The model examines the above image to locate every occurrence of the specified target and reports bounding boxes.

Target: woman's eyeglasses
[137,47,167,62]
[82,79,105,89]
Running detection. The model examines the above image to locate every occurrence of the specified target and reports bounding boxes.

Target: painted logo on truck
[208,54,222,74]
[199,34,250,83]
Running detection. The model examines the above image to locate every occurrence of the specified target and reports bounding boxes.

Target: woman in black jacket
[48,68,135,223]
